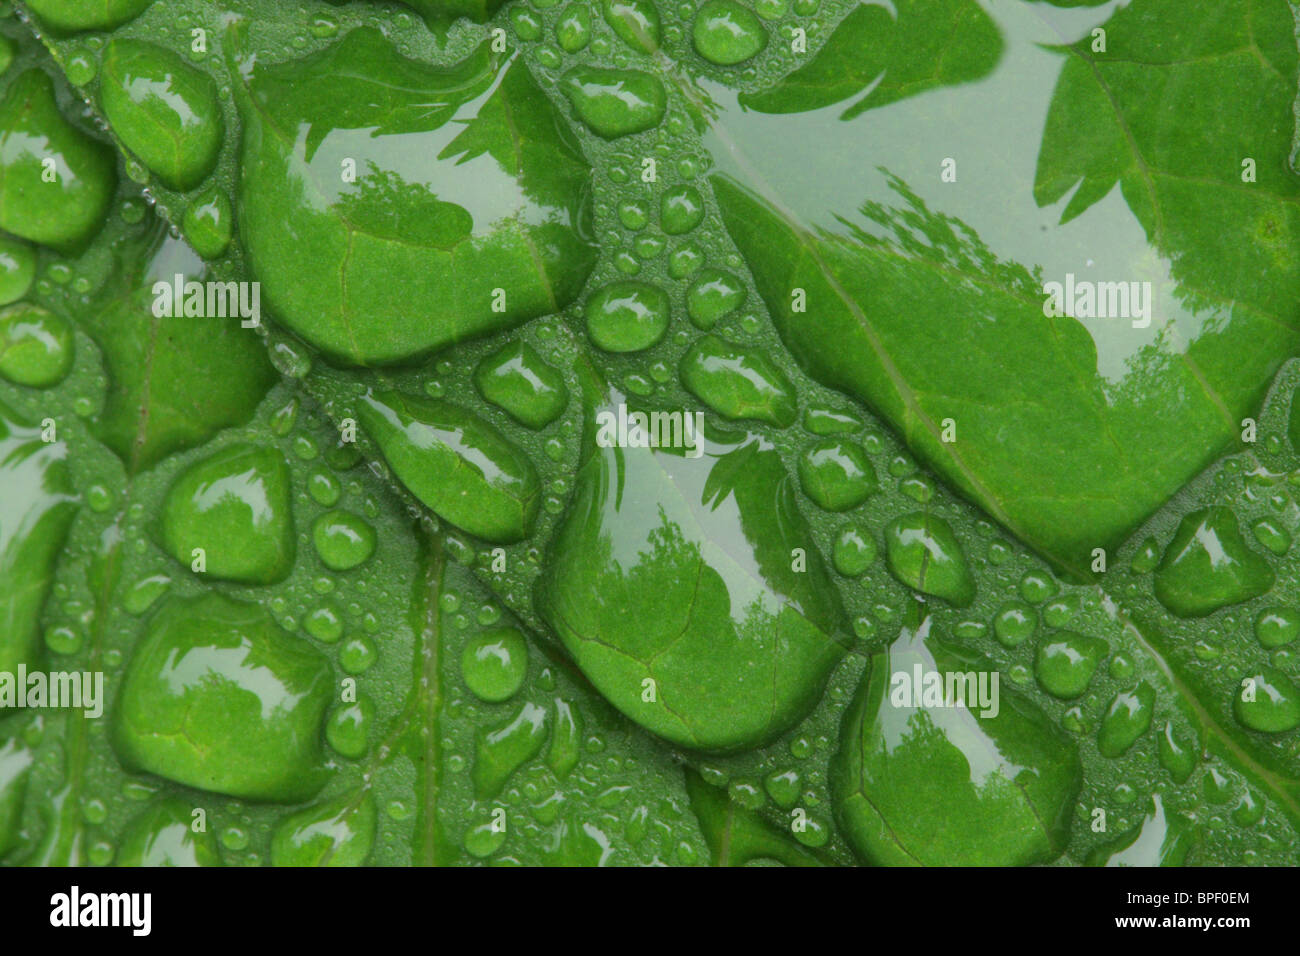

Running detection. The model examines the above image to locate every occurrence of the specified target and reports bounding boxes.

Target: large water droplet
[1233,667,1300,733]
[182,188,233,260]
[679,333,795,426]
[832,609,1081,865]
[1153,507,1274,617]
[798,438,876,511]
[312,510,376,571]
[161,444,295,584]
[1034,631,1107,699]
[660,184,705,235]
[235,28,596,365]
[538,397,845,751]
[0,304,74,387]
[1085,795,1193,866]
[0,237,35,305]
[585,280,670,352]
[883,512,974,606]
[1255,605,1300,648]
[0,71,116,252]
[0,404,76,678]
[561,66,666,138]
[117,798,222,866]
[473,702,549,798]
[358,389,541,544]
[100,39,223,190]
[270,793,376,866]
[603,0,661,53]
[113,594,333,801]
[25,0,154,31]
[1097,682,1156,757]
[473,341,569,429]
[685,268,746,329]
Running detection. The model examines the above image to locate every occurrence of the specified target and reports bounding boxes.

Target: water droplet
[668,243,703,278]
[326,696,373,758]
[181,188,233,260]
[798,438,876,511]
[1255,605,1300,648]
[618,199,649,231]
[0,236,36,305]
[474,341,569,429]
[661,183,705,235]
[270,793,375,866]
[23,0,155,31]
[834,611,1080,865]
[832,523,875,577]
[1154,508,1274,617]
[462,817,507,858]
[358,390,541,544]
[313,510,375,571]
[693,0,768,65]
[307,469,342,507]
[339,634,377,675]
[603,0,661,53]
[556,4,592,52]
[123,573,170,615]
[679,333,795,425]
[883,512,974,606]
[1234,667,1300,732]
[114,594,332,800]
[993,600,1034,647]
[1034,631,1107,699]
[100,39,223,190]
[1251,516,1291,555]
[473,702,549,798]
[803,405,863,436]
[585,280,670,352]
[304,603,344,643]
[0,304,74,387]
[561,66,666,138]
[1157,721,1197,783]
[1097,682,1156,757]
[161,444,295,584]
[685,268,746,329]
[461,627,529,703]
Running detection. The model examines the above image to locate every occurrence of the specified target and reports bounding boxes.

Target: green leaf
[739,0,1003,117]
[17,0,1300,868]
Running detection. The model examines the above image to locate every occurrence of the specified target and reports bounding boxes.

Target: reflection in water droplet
[693,0,768,65]
[585,280,670,352]
[0,304,74,387]
[461,627,529,702]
